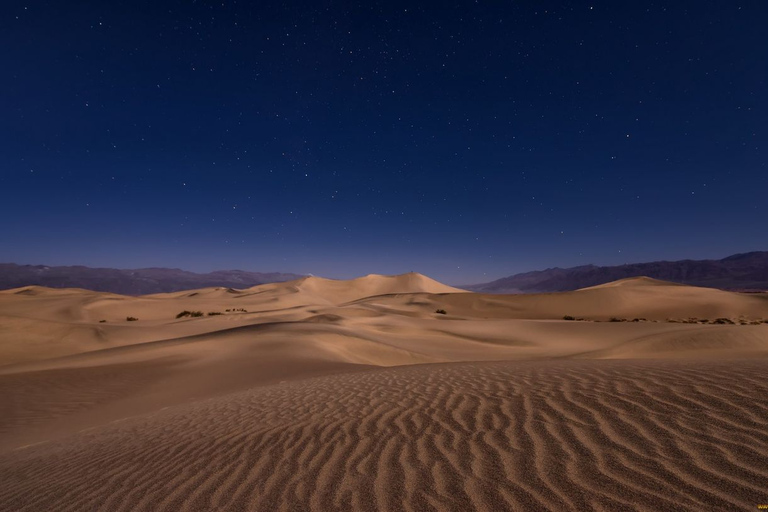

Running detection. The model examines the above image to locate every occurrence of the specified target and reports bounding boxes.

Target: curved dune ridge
[143,272,468,303]
[1,359,767,512]
[1,274,768,510]
[293,272,469,302]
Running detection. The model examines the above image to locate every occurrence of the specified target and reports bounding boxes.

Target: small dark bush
[631,318,647,323]
[763,319,768,324]
[176,311,192,318]
[207,311,223,316]
[435,309,447,315]
[712,318,735,325]
[609,317,625,322]
[99,320,106,323]
[126,316,138,322]
[563,315,576,321]
[190,311,204,317]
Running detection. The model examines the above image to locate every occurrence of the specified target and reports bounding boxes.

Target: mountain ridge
[466,251,768,293]
[0,263,303,295]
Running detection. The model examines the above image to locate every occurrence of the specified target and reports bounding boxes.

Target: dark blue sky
[1,1,766,283]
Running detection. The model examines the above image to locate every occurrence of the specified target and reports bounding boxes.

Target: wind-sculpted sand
[1,274,767,510]
[2,360,767,511]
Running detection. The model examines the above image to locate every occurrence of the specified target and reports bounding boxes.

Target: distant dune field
[1,273,767,511]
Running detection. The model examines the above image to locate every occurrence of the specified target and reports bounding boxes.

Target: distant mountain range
[4,251,768,296]
[0,264,304,295]
[466,252,768,293]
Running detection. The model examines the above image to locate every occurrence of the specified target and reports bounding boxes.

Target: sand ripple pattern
[1,359,767,511]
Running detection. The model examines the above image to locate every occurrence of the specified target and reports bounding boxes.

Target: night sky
[1,2,766,284]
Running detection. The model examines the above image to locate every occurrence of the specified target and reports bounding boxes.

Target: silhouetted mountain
[466,252,768,293]
[0,264,304,295]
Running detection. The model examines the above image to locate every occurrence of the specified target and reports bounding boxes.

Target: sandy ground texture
[1,273,767,511]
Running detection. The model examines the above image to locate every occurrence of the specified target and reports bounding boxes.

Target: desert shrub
[763,319,768,324]
[177,310,204,318]
[712,318,735,325]
[99,320,106,323]
[631,318,647,323]
[207,311,223,316]
[435,309,447,315]
[563,315,576,321]
[609,317,626,322]
[126,316,138,322]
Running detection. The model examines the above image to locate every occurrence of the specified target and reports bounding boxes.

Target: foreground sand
[1,274,767,510]
[2,360,767,511]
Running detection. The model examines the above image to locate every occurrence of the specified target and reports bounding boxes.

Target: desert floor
[1,273,767,511]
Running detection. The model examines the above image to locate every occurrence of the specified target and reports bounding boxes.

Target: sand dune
[374,276,768,321]
[2,274,765,367]
[1,274,767,510]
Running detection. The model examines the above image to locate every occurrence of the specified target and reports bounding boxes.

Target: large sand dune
[1,274,767,510]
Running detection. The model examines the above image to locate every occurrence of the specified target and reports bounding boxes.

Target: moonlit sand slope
[1,274,767,511]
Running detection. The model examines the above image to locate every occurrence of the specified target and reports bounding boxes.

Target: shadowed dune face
[1,274,768,511]
[1,359,767,512]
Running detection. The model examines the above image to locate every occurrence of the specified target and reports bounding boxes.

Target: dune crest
[290,271,468,303]
[578,275,681,289]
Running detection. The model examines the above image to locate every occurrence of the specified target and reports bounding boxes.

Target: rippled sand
[2,360,767,511]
